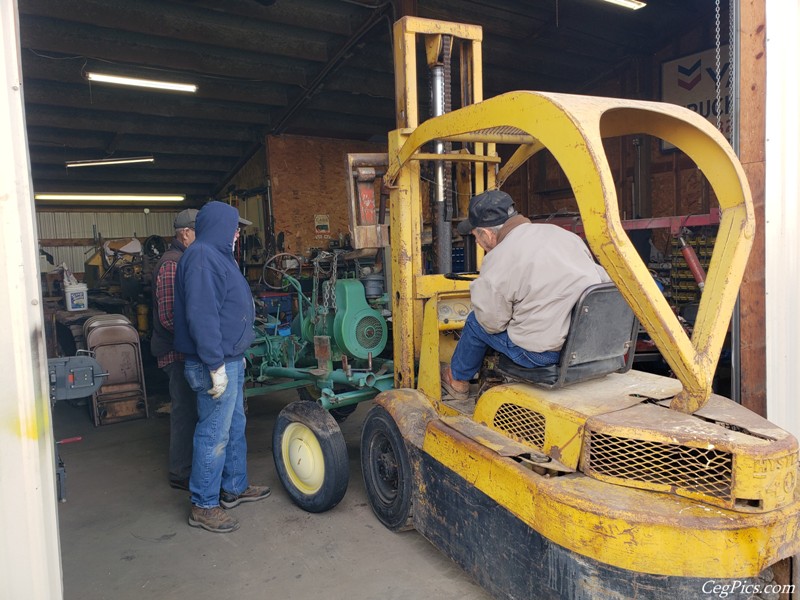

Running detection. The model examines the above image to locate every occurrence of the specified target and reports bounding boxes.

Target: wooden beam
[24,104,262,143]
[21,52,289,106]
[30,165,223,184]
[738,0,767,416]
[26,128,250,157]
[174,0,360,36]
[32,180,213,196]
[23,80,275,125]
[19,0,332,62]
[20,15,308,86]
[28,147,237,172]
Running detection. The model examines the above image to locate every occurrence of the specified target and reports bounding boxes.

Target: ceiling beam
[21,52,289,107]
[31,179,214,196]
[168,0,362,36]
[27,128,251,157]
[20,15,309,86]
[24,105,263,143]
[28,147,237,172]
[23,80,275,125]
[19,0,333,62]
[31,165,223,184]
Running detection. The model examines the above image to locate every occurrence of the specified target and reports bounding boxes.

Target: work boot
[220,485,271,509]
[441,364,470,401]
[188,505,239,533]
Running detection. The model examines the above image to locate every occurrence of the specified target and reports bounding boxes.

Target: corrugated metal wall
[765,1,800,440]
[37,210,176,273]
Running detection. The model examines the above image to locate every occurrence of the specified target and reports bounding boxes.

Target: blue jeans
[184,358,249,508]
[163,361,197,481]
[450,313,560,381]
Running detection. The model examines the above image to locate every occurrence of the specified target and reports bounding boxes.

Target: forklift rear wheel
[360,405,414,531]
[273,400,349,513]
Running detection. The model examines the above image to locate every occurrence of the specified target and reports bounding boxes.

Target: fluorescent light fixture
[599,0,646,9]
[35,193,186,202]
[65,156,155,168]
[86,72,197,93]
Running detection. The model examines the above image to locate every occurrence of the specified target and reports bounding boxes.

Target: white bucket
[65,283,88,311]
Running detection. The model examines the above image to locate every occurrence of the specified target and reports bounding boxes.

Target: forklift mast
[385,16,753,416]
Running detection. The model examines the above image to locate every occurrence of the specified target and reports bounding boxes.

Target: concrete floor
[53,389,491,600]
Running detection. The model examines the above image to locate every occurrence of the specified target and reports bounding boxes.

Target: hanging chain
[714,0,722,133]
[329,252,339,311]
[319,251,339,315]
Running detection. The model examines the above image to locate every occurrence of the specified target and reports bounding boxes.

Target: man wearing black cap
[151,208,198,491]
[441,189,610,400]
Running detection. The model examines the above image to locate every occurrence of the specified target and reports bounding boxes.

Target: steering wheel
[261,253,303,290]
[444,271,480,281]
[142,235,167,259]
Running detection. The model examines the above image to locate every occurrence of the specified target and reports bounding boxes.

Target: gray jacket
[470,217,610,353]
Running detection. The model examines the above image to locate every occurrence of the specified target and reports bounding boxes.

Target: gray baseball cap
[457,189,517,235]
[173,208,198,229]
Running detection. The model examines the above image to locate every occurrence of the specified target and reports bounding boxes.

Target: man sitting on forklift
[441,189,610,400]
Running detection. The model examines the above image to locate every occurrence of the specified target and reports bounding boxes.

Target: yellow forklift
[273,17,799,598]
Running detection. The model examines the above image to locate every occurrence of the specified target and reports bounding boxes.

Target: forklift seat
[496,282,638,389]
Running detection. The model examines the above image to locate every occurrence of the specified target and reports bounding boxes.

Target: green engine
[296,279,387,360]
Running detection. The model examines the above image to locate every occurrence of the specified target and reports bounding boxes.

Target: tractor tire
[273,400,349,513]
[360,405,415,531]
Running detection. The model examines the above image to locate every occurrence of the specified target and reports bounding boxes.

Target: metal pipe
[432,64,452,273]
[319,387,380,410]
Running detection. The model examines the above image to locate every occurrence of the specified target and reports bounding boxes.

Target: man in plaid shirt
[151,209,198,491]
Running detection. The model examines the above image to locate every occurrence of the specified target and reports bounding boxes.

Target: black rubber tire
[360,405,415,531]
[273,400,349,513]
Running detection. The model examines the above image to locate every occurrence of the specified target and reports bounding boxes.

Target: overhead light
[599,0,646,9]
[86,72,197,93]
[65,156,155,168]
[35,193,185,202]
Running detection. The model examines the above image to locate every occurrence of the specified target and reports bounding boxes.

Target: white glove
[208,365,229,399]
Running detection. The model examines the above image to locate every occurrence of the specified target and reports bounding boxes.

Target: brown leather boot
[441,364,470,400]
[188,505,239,533]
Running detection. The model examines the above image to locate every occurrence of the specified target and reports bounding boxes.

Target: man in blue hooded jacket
[174,201,270,533]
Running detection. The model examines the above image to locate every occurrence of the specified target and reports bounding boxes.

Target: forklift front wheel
[273,400,349,513]
[360,406,415,532]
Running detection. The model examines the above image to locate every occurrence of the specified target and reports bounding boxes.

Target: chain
[714,0,722,132]
[328,252,339,311]
[317,251,339,315]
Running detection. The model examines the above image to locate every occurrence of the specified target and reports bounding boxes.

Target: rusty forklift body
[354,17,800,599]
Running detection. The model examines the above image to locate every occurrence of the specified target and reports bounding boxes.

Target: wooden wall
[266,134,385,257]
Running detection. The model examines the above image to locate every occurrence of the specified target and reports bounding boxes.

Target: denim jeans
[184,358,248,508]
[163,361,197,482]
[450,312,560,381]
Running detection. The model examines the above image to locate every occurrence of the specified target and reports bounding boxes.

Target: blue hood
[195,201,239,254]
[172,200,255,368]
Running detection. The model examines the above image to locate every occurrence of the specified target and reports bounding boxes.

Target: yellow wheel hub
[282,422,325,494]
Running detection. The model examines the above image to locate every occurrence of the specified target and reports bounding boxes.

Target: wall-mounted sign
[314,214,330,236]
[661,46,731,149]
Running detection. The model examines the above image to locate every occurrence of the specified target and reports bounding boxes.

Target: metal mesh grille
[586,432,733,500]
[471,126,528,136]
[355,315,383,349]
[492,403,546,449]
